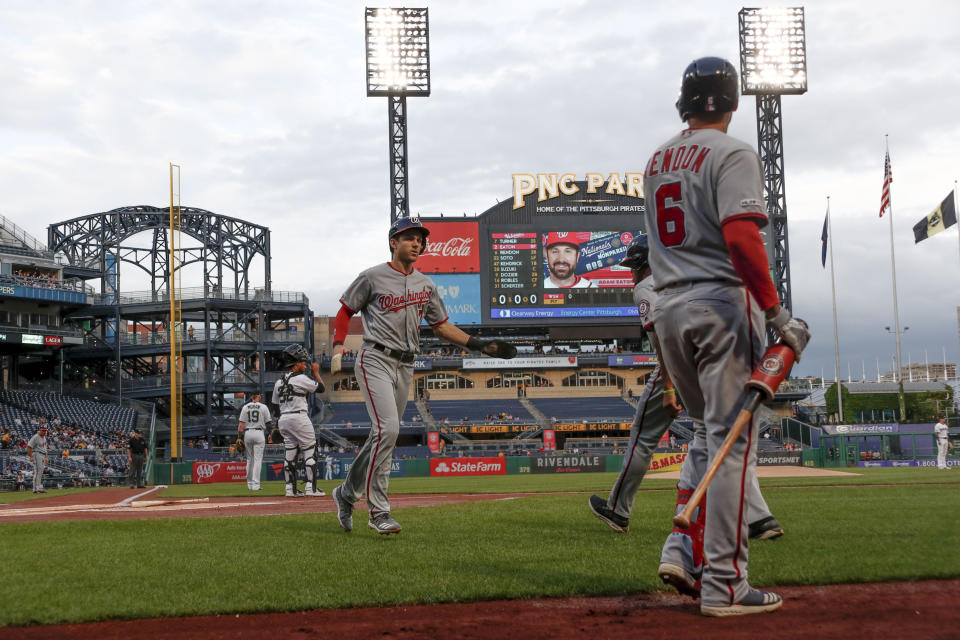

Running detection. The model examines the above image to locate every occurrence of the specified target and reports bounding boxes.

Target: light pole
[738,7,807,314]
[885,325,909,420]
[364,7,431,223]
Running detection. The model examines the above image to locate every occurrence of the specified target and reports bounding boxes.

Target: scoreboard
[423,176,648,328]
[487,229,639,322]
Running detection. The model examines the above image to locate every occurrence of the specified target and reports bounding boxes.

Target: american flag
[879,151,892,217]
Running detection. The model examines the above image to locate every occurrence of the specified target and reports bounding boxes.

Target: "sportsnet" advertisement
[430,457,506,477]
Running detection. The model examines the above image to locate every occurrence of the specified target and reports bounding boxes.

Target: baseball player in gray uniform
[26,426,48,493]
[330,217,516,534]
[588,235,782,546]
[272,344,326,498]
[238,393,272,491]
[935,417,950,469]
[643,57,809,617]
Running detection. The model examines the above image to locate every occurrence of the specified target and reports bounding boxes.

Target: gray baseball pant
[339,347,412,517]
[32,453,45,492]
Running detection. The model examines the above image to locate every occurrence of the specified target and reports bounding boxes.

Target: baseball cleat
[701,589,782,617]
[285,488,305,498]
[658,562,701,599]
[305,487,326,497]
[332,485,353,532]
[368,512,402,535]
[749,516,784,540]
[588,494,629,533]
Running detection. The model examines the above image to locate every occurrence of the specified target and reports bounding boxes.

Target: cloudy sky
[0,0,957,380]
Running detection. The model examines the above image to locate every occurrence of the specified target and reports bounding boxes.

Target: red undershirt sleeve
[721,218,780,310]
[333,303,356,346]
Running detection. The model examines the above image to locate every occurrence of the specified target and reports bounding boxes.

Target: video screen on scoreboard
[489,230,639,320]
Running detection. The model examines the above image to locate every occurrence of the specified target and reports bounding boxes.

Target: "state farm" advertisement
[429,457,506,477]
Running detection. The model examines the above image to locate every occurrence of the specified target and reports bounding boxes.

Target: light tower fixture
[365,7,431,222]
[738,6,807,316]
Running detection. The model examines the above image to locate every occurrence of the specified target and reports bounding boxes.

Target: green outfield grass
[1,468,959,626]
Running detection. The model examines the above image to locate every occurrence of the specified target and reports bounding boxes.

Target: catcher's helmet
[282,344,311,365]
[676,57,739,122]
[389,216,430,242]
[618,233,650,270]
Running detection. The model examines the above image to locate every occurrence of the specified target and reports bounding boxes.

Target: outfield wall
[149,452,694,485]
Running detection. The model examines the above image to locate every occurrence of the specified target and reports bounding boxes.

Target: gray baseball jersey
[27,433,47,455]
[645,125,769,609]
[644,128,767,290]
[239,401,272,430]
[340,263,448,353]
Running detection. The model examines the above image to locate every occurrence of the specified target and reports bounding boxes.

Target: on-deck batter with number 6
[643,57,809,617]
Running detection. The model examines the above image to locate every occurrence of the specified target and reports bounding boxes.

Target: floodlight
[365,7,430,96]
[738,7,807,95]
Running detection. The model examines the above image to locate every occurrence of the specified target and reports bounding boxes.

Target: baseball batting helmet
[618,233,650,270]
[676,56,739,122]
[282,344,311,365]
[389,216,430,242]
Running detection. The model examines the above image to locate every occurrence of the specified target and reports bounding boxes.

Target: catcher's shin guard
[672,488,706,572]
[303,444,317,489]
[284,444,300,491]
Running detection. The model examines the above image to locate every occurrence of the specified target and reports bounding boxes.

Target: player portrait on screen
[542,232,595,289]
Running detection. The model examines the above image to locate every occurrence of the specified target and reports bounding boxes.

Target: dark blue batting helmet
[676,56,739,122]
[618,233,650,270]
[389,216,430,242]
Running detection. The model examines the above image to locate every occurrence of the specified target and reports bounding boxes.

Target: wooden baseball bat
[673,344,796,529]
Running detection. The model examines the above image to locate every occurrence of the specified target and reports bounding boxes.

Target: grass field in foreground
[1,468,959,626]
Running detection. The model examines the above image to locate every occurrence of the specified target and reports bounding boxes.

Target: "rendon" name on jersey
[645,145,711,177]
[378,287,431,312]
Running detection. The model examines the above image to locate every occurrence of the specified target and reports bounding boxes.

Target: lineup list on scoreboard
[490,232,538,296]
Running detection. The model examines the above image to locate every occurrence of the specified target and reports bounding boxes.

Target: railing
[90,328,297,347]
[89,287,308,306]
[0,214,52,255]
[121,370,287,390]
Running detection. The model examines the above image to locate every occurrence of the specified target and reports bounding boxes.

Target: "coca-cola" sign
[417,222,479,273]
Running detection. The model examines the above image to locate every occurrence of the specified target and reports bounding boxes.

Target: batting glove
[330,353,343,375]
[767,307,810,361]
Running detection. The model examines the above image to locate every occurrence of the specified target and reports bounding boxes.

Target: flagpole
[827,196,843,421]
[884,136,906,420]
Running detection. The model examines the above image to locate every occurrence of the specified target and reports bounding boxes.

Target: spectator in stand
[127,429,147,489]
[15,469,26,491]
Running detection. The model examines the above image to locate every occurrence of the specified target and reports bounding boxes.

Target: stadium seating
[530,397,634,421]
[0,391,137,434]
[425,399,533,423]
[324,401,420,426]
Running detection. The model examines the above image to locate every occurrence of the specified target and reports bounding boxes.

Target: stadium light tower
[365,7,431,223]
[738,7,807,313]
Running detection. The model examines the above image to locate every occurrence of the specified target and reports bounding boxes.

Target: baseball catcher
[329,216,517,535]
[272,343,326,498]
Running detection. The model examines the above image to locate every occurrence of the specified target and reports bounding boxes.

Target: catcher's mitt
[235,437,246,456]
[484,339,517,359]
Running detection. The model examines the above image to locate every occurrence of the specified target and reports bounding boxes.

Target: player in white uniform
[272,344,326,497]
[330,217,516,534]
[935,417,950,469]
[238,393,272,491]
[644,57,809,617]
[589,235,783,551]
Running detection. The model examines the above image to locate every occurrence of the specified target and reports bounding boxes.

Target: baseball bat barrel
[673,389,763,529]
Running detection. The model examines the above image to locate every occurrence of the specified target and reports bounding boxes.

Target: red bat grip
[746,343,796,401]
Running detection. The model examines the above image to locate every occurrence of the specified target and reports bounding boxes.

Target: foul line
[119,486,165,505]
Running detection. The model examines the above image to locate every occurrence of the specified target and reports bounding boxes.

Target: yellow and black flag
[912,190,957,243]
